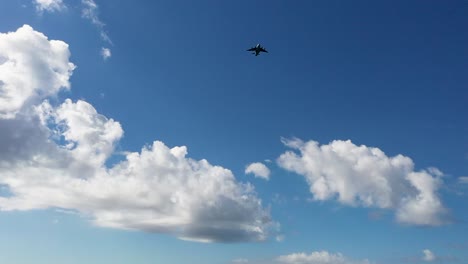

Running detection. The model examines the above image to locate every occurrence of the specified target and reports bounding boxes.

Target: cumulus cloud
[245,162,270,180]
[82,0,112,44]
[276,251,370,264]
[422,249,436,262]
[100,47,111,60]
[0,25,275,243]
[277,138,449,226]
[33,0,66,12]
[0,25,75,118]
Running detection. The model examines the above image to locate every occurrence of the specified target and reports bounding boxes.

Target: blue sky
[0,1,467,264]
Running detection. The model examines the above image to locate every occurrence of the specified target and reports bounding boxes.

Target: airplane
[247,44,268,56]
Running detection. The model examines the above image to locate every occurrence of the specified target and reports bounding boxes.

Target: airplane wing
[246,47,256,51]
[259,47,268,53]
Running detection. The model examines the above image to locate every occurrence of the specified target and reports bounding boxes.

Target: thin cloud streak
[81,0,112,44]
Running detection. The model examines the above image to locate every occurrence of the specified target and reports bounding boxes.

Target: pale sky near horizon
[0,1,467,264]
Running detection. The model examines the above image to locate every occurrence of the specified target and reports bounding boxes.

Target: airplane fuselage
[247,44,268,56]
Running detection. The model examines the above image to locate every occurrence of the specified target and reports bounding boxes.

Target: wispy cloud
[402,249,458,263]
[276,251,371,264]
[458,176,468,184]
[232,259,249,264]
[422,249,436,262]
[275,235,285,242]
[33,0,66,13]
[228,251,372,264]
[81,0,112,44]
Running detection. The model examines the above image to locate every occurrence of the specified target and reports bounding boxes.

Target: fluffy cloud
[422,249,436,262]
[276,251,370,264]
[82,0,112,44]
[277,138,449,226]
[0,25,75,118]
[100,47,111,60]
[33,0,66,12]
[0,25,274,243]
[245,162,271,180]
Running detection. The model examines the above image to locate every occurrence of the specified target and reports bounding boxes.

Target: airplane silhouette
[247,44,268,56]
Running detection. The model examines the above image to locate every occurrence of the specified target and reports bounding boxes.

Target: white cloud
[231,251,372,264]
[0,25,275,243]
[422,249,436,262]
[33,0,66,12]
[100,47,111,60]
[245,162,270,180]
[232,259,249,263]
[276,251,370,264]
[82,0,112,44]
[458,176,468,184]
[277,138,449,226]
[0,25,75,119]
